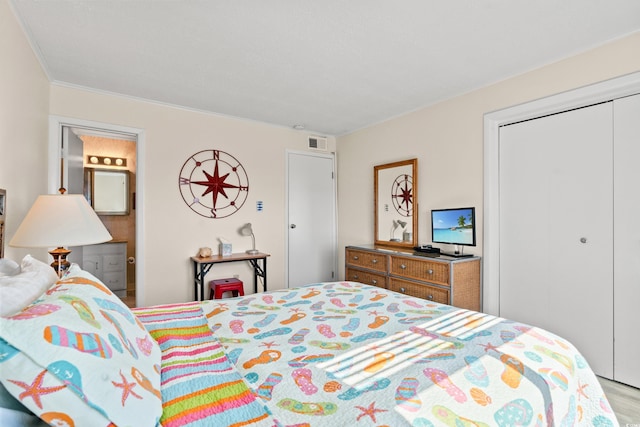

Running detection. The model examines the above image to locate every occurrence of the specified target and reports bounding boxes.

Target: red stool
[209,278,244,299]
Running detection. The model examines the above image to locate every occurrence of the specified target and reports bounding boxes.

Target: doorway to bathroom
[49,116,143,307]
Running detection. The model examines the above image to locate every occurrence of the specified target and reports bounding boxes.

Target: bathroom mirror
[374,159,418,248]
[85,168,130,215]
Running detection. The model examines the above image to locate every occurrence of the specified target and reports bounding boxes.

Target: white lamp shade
[10,194,112,248]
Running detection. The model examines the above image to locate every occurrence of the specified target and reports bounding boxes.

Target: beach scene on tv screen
[433,208,474,245]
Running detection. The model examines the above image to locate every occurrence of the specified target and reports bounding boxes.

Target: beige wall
[49,85,336,305]
[0,1,50,261]
[337,32,640,273]
[5,1,640,307]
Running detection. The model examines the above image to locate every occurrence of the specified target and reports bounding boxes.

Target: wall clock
[391,173,413,217]
[179,149,249,218]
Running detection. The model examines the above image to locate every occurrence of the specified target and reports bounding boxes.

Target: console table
[191,252,270,301]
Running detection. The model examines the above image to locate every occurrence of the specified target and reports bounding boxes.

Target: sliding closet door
[613,94,640,388]
[499,102,614,378]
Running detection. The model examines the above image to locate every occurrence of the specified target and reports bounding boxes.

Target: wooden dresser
[345,245,481,311]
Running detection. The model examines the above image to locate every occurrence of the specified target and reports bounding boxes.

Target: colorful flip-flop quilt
[196,281,618,426]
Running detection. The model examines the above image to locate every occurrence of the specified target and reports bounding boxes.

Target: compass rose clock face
[391,173,413,217]
[179,149,249,218]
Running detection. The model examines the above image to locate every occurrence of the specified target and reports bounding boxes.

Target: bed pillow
[0,258,20,276]
[0,264,162,427]
[0,255,58,316]
[133,303,275,427]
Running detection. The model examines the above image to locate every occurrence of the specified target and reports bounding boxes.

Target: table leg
[193,260,199,301]
[248,257,267,293]
[254,261,258,293]
[262,257,267,292]
[194,262,214,301]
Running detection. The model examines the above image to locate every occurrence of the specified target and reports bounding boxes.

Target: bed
[0,257,619,426]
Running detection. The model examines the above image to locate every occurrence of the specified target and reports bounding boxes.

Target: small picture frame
[0,188,6,258]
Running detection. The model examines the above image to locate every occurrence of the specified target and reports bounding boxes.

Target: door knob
[290,224,297,229]
[580,237,587,243]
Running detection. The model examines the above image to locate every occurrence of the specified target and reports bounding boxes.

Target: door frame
[483,71,640,316]
[285,149,338,288]
[48,115,146,306]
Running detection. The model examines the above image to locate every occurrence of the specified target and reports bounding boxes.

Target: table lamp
[10,192,112,276]
[390,219,407,241]
[239,223,259,254]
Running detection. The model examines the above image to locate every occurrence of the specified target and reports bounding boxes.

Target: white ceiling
[10,0,640,136]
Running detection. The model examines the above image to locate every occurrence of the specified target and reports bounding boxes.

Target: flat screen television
[431,207,476,249]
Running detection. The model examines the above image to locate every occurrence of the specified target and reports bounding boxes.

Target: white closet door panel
[499,103,614,378]
[613,93,640,388]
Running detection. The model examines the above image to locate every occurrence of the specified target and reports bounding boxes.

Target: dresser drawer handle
[371,259,378,264]
[400,264,406,269]
[427,269,433,275]
[371,279,377,285]
[427,294,434,300]
[400,287,406,293]
[353,255,359,260]
[352,274,359,280]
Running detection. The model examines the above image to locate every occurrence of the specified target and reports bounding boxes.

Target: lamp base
[49,246,71,277]
[245,249,259,255]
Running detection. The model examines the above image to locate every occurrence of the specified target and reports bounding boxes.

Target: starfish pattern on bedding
[9,369,66,409]
[355,402,387,422]
[259,341,278,349]
[478,342,499,353]
[576,380,589,400]
[112,370,142,406]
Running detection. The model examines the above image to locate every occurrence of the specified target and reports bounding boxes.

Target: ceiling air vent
[308,136,327,151]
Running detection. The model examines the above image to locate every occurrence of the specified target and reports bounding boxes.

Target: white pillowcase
[0,255,59,316]
[0,259,20,277]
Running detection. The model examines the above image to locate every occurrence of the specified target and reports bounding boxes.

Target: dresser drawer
[389,278,449,304]
[346,267,387,289]
[103,254,125,272]
[345,249,387,273]
[389,255,449,286]
[102,271,126,292]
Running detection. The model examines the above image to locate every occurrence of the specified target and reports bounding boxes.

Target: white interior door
[499,102,614,378]
[287,151,336,287]
[613,94,640,388]
[63,126,85,265]
[63,127,85,195]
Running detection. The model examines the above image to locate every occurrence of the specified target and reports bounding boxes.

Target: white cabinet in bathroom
[83,242,127,297]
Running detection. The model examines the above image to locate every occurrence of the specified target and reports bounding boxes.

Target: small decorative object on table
[197,247,212,258]
[219,238,232,256]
